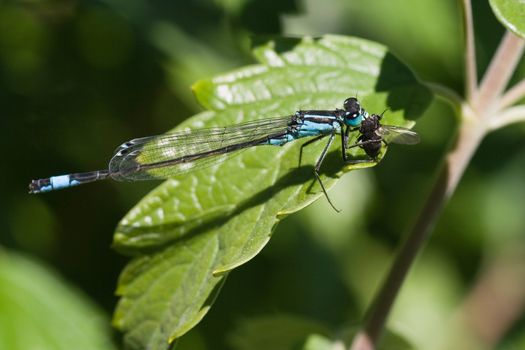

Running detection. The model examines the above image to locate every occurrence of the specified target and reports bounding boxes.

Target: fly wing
[376,125,420,145]
[109,115,293,181]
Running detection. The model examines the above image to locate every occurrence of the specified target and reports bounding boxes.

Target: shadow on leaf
[114,148,365,256]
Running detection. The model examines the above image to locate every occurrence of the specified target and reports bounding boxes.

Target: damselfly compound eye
[344,97,360,117]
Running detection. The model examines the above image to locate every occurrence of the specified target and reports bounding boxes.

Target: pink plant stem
[474,31,525,113]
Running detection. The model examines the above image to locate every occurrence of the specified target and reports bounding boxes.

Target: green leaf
[375,330,417,350]
[0,250,116,350]
[489,0,525,38]
[113,34,432,349]
[302,334,340,350]
[229,314,331,350]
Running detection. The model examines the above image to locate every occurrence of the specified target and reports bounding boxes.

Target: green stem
[461,0,477,102]
[426,82,463,111]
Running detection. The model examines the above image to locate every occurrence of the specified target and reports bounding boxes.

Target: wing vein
[109,115,294,181]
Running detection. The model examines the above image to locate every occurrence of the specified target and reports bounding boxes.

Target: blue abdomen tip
[50,175,73,190]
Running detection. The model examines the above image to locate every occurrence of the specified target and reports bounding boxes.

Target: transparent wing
[376,125,420,145]
[109,115,293,181]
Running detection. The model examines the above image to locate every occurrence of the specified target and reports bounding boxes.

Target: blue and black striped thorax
[292,96,368,135]
[266,97,368,146]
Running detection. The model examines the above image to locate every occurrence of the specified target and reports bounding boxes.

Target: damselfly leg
[298,134,327,167]
[312,133,340,212]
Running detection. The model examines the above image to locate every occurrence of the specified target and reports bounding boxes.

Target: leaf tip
[342,160,378,172]
[191,79,215,110]
[212,266,231,276]
[111,312,124,330]
[112,232,127,245]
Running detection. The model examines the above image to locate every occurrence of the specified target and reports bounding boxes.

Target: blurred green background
[1,0,524,349]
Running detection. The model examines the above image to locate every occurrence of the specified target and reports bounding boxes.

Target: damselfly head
[343,97,360,116]
[343,97,365,127]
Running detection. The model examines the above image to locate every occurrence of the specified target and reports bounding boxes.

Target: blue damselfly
[29,98,419,210]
